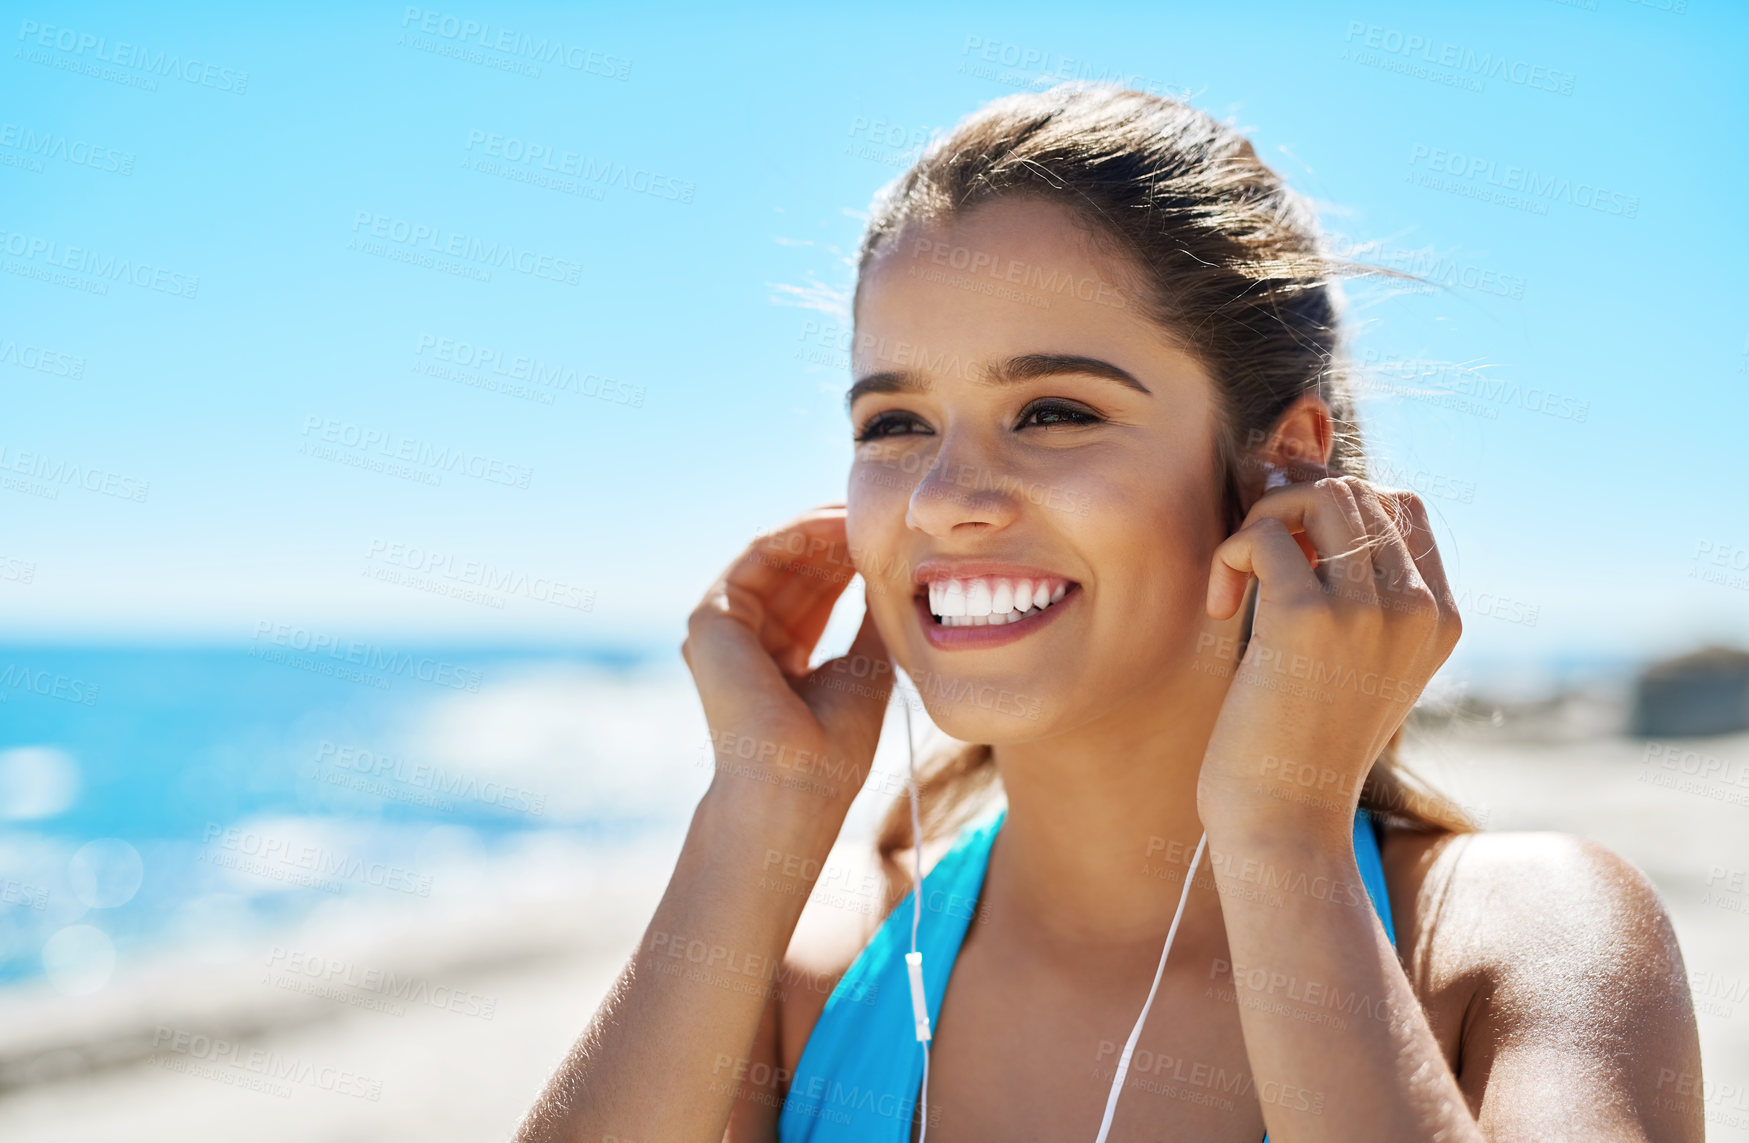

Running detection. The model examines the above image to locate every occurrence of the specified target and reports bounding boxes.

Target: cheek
[1073,456,1225,609]
[846,461,912,591]
[845,462,891,543]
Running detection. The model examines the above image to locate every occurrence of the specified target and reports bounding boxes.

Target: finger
[1208,516,1323,619]
[1241,478,1374,596]
[797,608,894,761]
[724,507,852,603]
[722,510,858,675]
[689,508,850,689]
[1387,490,1462,644]
[758,529,858,659]
[1346,481,1427,613]
[684,580,799,725]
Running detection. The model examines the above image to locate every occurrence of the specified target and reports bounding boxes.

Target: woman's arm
[513,784,845,1143]
[1199,474,1702,1140]
[1201,811,1481,1139]
[1431,831,1703,1140]
[513,508,894,1143]
[1202,819,1703,1141]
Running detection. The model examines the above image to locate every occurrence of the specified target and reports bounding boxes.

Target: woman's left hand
[1195,468,1462,842]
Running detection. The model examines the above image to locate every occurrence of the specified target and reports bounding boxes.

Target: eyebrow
[845,352,1151,411]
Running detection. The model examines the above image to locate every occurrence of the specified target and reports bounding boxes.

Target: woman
[516,83,1703,1142]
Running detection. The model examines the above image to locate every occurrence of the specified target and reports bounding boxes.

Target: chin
[914,687,1058,747]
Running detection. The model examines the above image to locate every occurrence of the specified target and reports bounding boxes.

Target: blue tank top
[777,806,1397,1142]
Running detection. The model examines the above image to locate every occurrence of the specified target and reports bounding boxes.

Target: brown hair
[851,81,1479,890]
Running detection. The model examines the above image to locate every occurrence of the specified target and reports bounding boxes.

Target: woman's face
[846,196,1236,742]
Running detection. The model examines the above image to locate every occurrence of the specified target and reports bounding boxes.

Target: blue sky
[3,0,1745,680]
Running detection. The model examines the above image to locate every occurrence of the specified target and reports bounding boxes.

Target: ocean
[0,642,713,993]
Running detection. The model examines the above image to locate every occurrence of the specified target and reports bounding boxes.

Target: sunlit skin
[511,197,1703,1143]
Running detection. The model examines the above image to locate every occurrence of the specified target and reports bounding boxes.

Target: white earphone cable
[1092,830,1207,1143]
[898,674,932,1143]
[893,667,1205,1143]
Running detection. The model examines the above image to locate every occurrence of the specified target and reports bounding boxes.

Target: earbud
[1263,461,1291,491]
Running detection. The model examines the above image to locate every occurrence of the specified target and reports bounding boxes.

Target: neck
[980,626,1247,959]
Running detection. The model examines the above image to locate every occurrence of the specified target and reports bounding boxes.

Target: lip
[916,582,1081,651]
[912,560,1075,586]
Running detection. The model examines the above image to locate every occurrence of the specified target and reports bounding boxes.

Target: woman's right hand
[683,504,895,814]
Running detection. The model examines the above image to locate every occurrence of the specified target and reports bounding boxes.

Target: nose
[904,429,1022,537]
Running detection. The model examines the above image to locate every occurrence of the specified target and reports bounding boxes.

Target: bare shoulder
[1380,826,1704,1134]
[1382,827,1689,990]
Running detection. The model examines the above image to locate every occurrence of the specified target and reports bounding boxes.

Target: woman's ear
[1244,395,1335,508]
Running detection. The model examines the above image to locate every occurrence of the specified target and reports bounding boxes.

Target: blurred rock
[1630,645,1749,738]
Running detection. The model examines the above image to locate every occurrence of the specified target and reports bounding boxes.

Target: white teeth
[925,575,1073,624]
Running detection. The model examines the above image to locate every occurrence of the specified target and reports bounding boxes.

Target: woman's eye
[853,411,929,442]
[1019,399,1103,428]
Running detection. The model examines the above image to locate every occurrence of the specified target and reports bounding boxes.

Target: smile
[912,566,1081,650]
[926,575,1072,625]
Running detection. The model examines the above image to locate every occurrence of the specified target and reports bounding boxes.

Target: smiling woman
[838,88,1478,899]
[513,82,1704,1143]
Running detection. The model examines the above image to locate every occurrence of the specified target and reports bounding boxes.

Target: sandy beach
[2,706,1745,1142]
